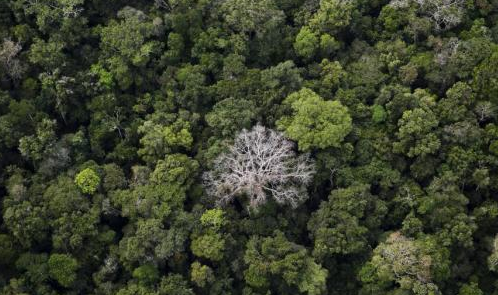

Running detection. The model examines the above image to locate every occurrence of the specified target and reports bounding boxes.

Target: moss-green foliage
[200,209,226,231]
[459,283,484,295]
[278,88,352,151]
[308,183,387,258]
[190,261,214,288]
[132,264,159,286]
[74,168,101,194]
[294,27,318,59]
[48,254,78,287]
[243,231,328,294]
[191,233,225,261]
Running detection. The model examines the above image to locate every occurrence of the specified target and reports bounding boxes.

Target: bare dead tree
[380,232,433,285]
[329,168,338,187]
[475,101,495,122]
[389,0,465,31]
[421,0,465,31]
[39,70,76,125]
[435,37,459,66]
[0,39,26,80]
[203,125,315,209]
[103,109,125,139]
[489,235,498,272]
[25,0,84,19]
[154,0,173,10]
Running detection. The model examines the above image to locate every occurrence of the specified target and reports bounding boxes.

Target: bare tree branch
[154,0,173,10]
[389,0,465,30]
[203,125,315,209]
[0,39,26,81]
[475,101,495,122]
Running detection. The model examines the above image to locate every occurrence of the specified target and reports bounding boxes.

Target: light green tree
[48,253,79,288]
[277,88,352,151]
[393,89,440,158]
[138,118,193,163]
[190,261,215,288]
[294,27,318,58]
[244,231,328,294]
[74,168,101,194]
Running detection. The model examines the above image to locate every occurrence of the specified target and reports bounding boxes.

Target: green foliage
[308,0,355,34]
[316,59,346,95]
[163,32,184,64]
[360,232,450,295]
[74,168,101,194]
[100,8,159,64]
[132,264,160,286]
[0,99,39,148]
[1,1,498,294]
[111,184,186,220]
[0,234,16,266]
[393,90,441,158]
[319,34,340,56]
[371,105,387,123]
[157,274,195,295]
[473,49,498,103]
[190,261,214,287]
[13,0,84,31]
[138,118,193,163]
[294,27,318,58]
[191,233,225,261]
[90,63,114,89]
[277,88,352,151]
[48,254,78,288]
[28,38,66,70]
[150,154,199,187]
[102,163,127,191]
[459,283,483,295]
[243,231,328,294]
[19,118,57,164]
[221,0,284,35]
[97,7,162,89]
[12,253,51,293]
[308,183,387,258]
[116,274,194,295]
[118,215,192,268]
[205,97,257,137]
[200,209,226,231]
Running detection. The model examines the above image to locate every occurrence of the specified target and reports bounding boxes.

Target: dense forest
[3,0,498,294]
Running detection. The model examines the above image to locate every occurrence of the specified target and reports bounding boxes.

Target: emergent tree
[203,125,315,209]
